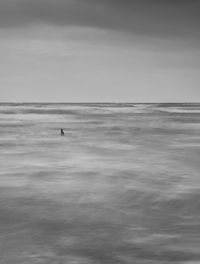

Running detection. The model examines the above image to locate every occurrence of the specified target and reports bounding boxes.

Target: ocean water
[0,103,200,264]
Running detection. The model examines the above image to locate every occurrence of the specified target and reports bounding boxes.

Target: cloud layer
[0,0,199,41]
[0,0,200,102]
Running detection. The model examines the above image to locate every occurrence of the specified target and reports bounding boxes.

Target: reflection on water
[0,103,200,264]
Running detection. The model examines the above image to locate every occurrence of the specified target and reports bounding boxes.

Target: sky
[0,0,200,102]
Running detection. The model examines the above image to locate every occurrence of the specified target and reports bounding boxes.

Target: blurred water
[0,103,200,264]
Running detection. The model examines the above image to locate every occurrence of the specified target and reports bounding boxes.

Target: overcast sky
[0,0,200,102]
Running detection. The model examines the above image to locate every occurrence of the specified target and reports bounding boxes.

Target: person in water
[60,129,64,136]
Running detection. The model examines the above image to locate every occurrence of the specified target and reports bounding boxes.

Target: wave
[0,103,200,116]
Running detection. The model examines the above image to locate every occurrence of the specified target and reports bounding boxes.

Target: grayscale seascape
[0,103,200,264]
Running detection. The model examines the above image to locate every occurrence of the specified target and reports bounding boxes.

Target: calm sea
[0,103,200,264]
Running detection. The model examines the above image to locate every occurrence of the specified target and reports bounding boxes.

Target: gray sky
[0,0,200,102]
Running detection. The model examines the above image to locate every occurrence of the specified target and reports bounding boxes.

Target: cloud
[0,0,199,42]
[0,1,200,102]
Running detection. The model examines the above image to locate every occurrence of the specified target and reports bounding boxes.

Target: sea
[0,103,200,264]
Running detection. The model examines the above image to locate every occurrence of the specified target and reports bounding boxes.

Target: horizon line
[0,102,200,104]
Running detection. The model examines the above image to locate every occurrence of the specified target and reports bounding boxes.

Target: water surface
[0,103,200,264]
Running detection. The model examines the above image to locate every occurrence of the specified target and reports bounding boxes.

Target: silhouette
[60,129,64,136]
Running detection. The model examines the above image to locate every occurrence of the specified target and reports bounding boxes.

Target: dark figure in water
[61,129,64,136]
